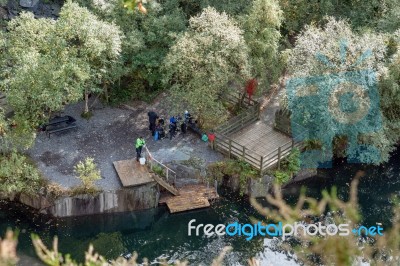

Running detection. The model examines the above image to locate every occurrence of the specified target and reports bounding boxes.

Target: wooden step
[152,174,180,196]
[166,196,210,213]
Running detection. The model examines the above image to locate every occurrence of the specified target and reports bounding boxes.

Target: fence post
[259,156,263,177]
[166,168,169,182]
[277,147,281,170]
[229,140,232,158]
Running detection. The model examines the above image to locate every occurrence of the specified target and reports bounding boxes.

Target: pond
[1,148,399,265]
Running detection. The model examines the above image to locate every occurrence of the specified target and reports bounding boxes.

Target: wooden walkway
[214,90,305,175]
[113,151,219,213]
[230,121,291,159]
[159,184,219,213]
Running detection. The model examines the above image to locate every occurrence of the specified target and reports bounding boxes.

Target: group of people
[135,110,199,162]
[147,110,195,141]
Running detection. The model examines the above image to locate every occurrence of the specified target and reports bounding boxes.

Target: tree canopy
[163,7,250,129]
[0,1,122,138]
[287,18,399,164]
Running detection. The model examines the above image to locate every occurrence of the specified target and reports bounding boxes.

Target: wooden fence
[213,92,307,176]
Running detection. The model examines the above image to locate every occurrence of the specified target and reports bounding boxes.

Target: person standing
[169,116,177,139]
[135,136,146,161]
[147,111,158,136]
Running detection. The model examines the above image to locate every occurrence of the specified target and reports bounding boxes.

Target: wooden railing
[223,91,259,108]
[213,133,264,169]
[215,95,261,135]
[144,146,177,185]
[260,127,308,174]
[213,91,308,175]
[213,93,264,173]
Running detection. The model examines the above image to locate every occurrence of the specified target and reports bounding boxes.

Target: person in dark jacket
[147,111,158,136]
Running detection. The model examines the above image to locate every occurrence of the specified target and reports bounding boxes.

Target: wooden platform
[113,159,155,187]
[159,184,219,213]
[230,121,292,157]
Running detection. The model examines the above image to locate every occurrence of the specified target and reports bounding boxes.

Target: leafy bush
[45,183,68,200]
[0,152,43,195]
[273,170,291,184]
[208,159,258,196]
[74,157,101,191]
[273,148,300,185]
[151,164,165,177]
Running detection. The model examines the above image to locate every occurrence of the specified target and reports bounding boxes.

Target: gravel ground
[27,97,224,191]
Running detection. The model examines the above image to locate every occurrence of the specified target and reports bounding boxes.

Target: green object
[135,138,146,148]
[201,134,208,142]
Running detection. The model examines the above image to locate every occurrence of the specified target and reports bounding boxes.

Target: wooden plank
[159,184,219,213]
[167,197,210,213]
[113,159,155,187]
[152,174,179,196]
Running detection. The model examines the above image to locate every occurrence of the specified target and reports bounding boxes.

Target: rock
[48,184,158,217]
[19,0,39,8]
[0,7,8,20]
[50,3,60,16]
[248,175,274,198]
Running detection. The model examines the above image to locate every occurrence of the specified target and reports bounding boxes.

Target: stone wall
[221,168,317,198]
[16,183,158,217]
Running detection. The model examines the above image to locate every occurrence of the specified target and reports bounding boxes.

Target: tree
[280,0,394,37]
[74,157,101,191]
[56,1,122,114]
[242,0,283,92]
[1,1,123,128]
[0,150,42,196]
[73,0,187,102]
[2,12,87,128]
[163,7,251,129]
[286,17,395,164]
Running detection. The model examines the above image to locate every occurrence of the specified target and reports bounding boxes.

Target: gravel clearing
[27,98,224,190]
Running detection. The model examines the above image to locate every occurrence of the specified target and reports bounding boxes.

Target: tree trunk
[103,83,109,103]
[84,90,89,114]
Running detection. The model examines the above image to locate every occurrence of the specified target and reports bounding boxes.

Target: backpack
[201,133,208,142]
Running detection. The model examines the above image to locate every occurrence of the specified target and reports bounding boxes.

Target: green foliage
[280,0,397,35]
[1,1,123,129]
[242,0,283,92]
[273,148,300,184]
[273,170,290,185]
[163,7,251,129]
[76,0,187,99]
[208,159,258,196]
[287,18,397,164]
[0,109,36,153]
[0,152,43,195]
[151,164,165,177]
[74,157,101,191]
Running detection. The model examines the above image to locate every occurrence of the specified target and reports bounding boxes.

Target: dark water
[0,149,399,265]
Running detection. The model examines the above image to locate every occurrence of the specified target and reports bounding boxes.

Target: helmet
[184,110,189,114]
